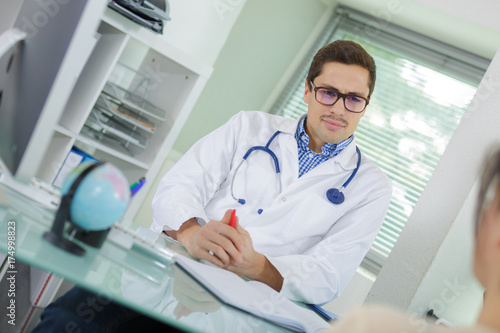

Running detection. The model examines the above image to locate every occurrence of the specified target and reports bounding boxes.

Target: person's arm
[171,212,284,292]
[239,254,283,292]
[151,112,247,234]
[225,219,284,291]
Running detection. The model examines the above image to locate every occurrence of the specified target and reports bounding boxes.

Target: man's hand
[225,216,284,292]
[175,210,245,267]
[172,210,284,292]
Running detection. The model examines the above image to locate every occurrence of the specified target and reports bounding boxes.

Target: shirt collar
[295,116,353,158]
[270,114,359,170]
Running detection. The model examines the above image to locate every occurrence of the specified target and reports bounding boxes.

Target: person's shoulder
[327,304,433,333]
[358,152,393,191]
[232,111,296,130]
[327,304,496,333]
[450,326,500,333]
[234,110,287,122]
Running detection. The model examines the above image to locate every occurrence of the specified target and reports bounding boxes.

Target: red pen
[230,209,236,228]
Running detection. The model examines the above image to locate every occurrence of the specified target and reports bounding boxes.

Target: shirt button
[281,197,286,202]
[308,153,314,158]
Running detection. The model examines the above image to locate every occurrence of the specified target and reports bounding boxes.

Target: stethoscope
[230,130,361,212]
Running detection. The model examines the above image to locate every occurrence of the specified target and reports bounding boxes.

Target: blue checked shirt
[296,116,353,178]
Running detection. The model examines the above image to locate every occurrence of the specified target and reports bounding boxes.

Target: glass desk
[0,184,329,332]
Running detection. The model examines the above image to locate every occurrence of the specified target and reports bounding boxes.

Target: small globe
[61,162,130,231]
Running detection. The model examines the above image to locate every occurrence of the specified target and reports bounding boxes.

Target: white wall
[407,180,484,325]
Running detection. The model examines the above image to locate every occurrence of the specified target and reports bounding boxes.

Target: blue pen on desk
[130,177,146,197]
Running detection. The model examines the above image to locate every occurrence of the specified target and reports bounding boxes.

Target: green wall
[174,0,327,153]
[134,0,327,227]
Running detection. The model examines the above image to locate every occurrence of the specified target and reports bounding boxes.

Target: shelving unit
[36,7,213,220]
[1,3,213,331]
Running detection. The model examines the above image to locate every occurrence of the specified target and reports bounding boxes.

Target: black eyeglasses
[310,81,369,113]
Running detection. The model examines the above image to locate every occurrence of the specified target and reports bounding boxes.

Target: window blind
[270,7,489,272]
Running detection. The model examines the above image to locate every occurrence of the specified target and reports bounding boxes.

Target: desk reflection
[120,262,292,332]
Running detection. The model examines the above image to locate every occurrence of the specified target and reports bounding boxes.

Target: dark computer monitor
[0,29,25,177]
[0,0,91,180]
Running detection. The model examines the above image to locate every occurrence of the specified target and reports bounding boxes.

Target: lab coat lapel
[272,115,302,189]
[279,139,359,198]
[276,131,299,188]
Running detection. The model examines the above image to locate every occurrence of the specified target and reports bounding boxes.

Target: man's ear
[303,81,310,104]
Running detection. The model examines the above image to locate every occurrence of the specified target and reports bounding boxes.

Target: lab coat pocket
[282,193,346,252]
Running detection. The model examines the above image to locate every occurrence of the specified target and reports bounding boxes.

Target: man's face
[303,61,370,152]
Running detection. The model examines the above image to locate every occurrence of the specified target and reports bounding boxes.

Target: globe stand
[43,230,85,256]
[42,161,127,256]
[43,161,106,256]
[43,195,86,256]
[68,226,111,248]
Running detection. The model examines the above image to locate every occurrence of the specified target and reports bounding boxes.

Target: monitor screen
[0,29,24,176]
[0,0,89,179]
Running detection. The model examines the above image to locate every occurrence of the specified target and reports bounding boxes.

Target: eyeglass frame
[309,81,370,113]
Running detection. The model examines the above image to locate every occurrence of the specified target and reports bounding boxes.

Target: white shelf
[54,125,150,170]
[101,8,213,79]
[59,22,130,133]
[35,7,213,219]
[7,3,213,330]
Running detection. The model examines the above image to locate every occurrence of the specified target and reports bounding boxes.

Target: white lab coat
[151,111,392,304]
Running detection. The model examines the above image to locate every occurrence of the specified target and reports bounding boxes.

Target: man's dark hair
[306,40,377,97]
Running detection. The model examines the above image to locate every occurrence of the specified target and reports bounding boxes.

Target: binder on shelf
[53,147,98,188]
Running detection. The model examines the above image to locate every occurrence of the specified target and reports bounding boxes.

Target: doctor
[152,40,393,304]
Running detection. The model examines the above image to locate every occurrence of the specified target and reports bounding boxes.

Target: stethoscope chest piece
[325,146,362,205]
[326,188,345,205]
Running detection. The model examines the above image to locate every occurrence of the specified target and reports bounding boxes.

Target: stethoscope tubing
[231,131,282,205]
[231,130,361,208]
